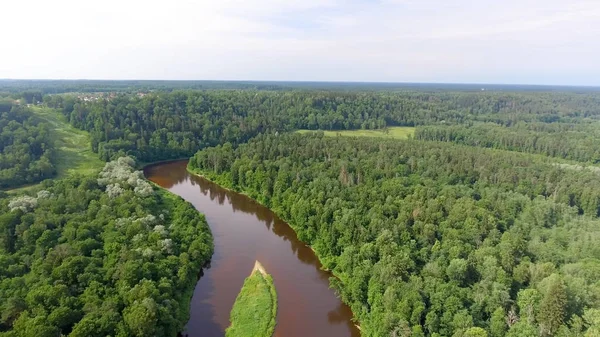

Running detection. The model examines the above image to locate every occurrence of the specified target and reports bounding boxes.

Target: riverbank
[226,261,277,337]
[145,160,360,337]
[186,164,361,329]
[137,157,192,170]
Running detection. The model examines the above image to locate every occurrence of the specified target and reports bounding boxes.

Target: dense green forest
[0,104,56,188]
[189,133,600,337]
[59,90,600,162]
[415,122,600,163]
[0,157,213,337]
[3,85,600,336]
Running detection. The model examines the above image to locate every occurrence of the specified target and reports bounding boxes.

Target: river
[144,160,360,337]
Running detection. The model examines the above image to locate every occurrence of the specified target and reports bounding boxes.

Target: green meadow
[7,107,104,194]
[297,126,415,139]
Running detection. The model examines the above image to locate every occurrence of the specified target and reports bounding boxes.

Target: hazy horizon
[2,79,600,89]
[2,0,599,86]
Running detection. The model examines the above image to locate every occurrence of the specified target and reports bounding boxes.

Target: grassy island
[226,261,278,337]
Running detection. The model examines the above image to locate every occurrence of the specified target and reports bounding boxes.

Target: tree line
[59,90,600,163]
[189,133,600,337]
[415,122,600,163]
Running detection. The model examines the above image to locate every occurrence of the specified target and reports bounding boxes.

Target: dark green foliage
[4,85,600,336]
[0,100,12,114]
[42,95,77,115]
[189,133,600,336]
[62,91,600,163]
[537,275,567,336]
[0,105,56,188]
[20,91,43,105]
[0,158,213,337]
[415,122,600,163]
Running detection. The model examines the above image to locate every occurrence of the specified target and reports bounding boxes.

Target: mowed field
[297,126,415,139]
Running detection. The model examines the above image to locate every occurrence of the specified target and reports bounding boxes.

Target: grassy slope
[7,107,104,194]
[297,126,415,139]
[226,261,277,337]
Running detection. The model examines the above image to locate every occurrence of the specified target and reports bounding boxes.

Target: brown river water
[144,160,360,337]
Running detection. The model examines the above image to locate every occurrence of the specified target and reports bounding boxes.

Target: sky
[1,0,600,85]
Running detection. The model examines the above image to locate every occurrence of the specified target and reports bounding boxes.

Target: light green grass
[297,126,415,139]
[7,107,104,194]
[226,262,277,337]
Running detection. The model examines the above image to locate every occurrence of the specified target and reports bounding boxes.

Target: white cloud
[0,0,599,84]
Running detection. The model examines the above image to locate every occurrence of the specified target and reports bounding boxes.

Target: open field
[226,261,277,337]
[297,126,415,139]
[33,107,104,177]
[7,107,103,194]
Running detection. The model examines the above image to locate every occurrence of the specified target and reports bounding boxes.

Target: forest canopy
[3,85,600,336]
[0,105,56,189]
[60,90,600,163]
[415,122,600,163]
[189,133,600,337]
[0,157,213,337]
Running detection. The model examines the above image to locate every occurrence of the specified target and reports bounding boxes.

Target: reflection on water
[144,161,360,337]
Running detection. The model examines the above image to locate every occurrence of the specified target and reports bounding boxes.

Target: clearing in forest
[297,126,415,139]
[8,107,104,193]
[226,261,277,337]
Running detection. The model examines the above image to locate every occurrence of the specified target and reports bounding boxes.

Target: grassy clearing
[7,107,104,194]
[297,126,415,139]
[33,107,104,177]
[226,261,277,337]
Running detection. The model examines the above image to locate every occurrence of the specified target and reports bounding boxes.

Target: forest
[2,85,600,336]
[56,90,600,162]
[189,133,600,336]
[0,104,56,188]
[0,157,213,337]
[414,122,600,163]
